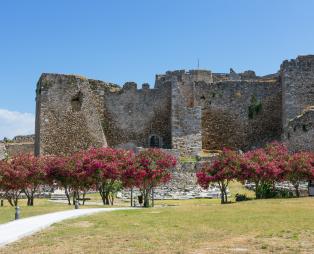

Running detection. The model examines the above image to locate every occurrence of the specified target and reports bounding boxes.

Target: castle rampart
[281,55,314,151]
[34,55,314,156]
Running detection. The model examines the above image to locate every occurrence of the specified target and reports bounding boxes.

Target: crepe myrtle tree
[122,148,176,208]
[10,154,46,206]
[284,152,314,197]
[197,148,240,204]
[68,151,96,205]
[0,159,26,206]
[45,155,75,205]
[85,148,134,205]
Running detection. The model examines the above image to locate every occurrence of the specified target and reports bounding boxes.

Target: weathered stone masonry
[35,55,314,156]
[281,56,314,151]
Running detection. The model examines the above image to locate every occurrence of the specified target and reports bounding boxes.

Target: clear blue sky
[0,0,313,138]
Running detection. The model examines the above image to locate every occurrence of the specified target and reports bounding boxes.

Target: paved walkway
[0,207,135,247]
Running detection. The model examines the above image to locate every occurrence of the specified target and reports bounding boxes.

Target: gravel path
[0,207,135,247]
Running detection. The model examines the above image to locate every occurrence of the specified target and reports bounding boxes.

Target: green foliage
[235,193,251,202]
[248,95,262,119]
[256,182,276,199]
[256,183,294,199]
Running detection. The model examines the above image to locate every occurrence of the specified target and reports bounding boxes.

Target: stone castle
[34,55,314,157]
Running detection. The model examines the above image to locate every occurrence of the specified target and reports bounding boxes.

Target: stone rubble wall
[5,143,34,157]
[286,107,314,152]
[170,77,202,155]
[99,80,172,149]
[196,79,282,151]
[281,56,314,151]
[11,134,35,143]
[281,55,314,130]
[35,74,108,155]
[0,143,7,160]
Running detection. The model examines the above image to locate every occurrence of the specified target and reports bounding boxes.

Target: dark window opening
[149,135,161,148]
[71,92,83,112]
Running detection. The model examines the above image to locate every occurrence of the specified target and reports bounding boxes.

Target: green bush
[235,193,251,202]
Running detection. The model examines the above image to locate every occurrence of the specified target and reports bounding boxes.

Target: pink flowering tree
[0,159,26,206]
[85,148,134,205]
[9,154,46,206]
[45,155,75,205]
[240,149,281,199]
[68,151,96,205]
[122,149,176,207]
[239,142,289,199]
[197,148,240,204]
[284,152,314,197]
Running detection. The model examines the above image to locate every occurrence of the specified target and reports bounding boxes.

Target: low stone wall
[5,143,34,157]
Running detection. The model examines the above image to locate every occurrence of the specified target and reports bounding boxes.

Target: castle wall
[281,56,314,151]
[156,70,213,155]
[5,143,34,157]
[35,74,108,155]
[0,143,6,160]
[281,55,314,130]
[35,74,172,155]
[98,82,172,149]
[34,55,313,157]
[196,79,282,151]
[170,77,202,155]
[286,107,314,152]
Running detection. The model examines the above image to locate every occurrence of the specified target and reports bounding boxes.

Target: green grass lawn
[0,183,314,253]
[0,199,74,224]
[0,193,129,224]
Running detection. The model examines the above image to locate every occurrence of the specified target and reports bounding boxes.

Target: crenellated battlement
[281,55,314,72]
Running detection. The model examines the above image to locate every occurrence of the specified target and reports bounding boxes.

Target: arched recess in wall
[148,134,163,148]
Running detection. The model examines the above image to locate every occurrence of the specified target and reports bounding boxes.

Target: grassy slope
[1,183,314,253]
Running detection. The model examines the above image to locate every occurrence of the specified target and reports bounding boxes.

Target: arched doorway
[149,135,162,148]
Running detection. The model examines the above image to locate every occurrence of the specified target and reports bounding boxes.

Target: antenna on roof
[197,58,200,69]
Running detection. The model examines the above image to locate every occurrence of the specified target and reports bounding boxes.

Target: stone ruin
[3,55,313,199]
[34,55,314,156]
[0,135,34,160]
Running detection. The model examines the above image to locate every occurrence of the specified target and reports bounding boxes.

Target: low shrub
[235,193,249,202]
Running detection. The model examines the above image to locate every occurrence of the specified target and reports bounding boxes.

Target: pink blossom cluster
[0,148,176,207]
[197,142,314,201]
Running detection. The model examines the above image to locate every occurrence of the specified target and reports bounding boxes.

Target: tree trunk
[82,192,86,205]
[220,191,225,204]
[105,194,110,205]
[99,186,107,205]
[64,187,71,205]
[255,181,260,199]
[143,189,150,208]
[7,197,13,207]
[109,194,114,206]
[223,189,228,203]
[25,191,35,206]
[218,182,227,204]
[14,196,18,207]
[294,184,300,197]
[30,194,34,206]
